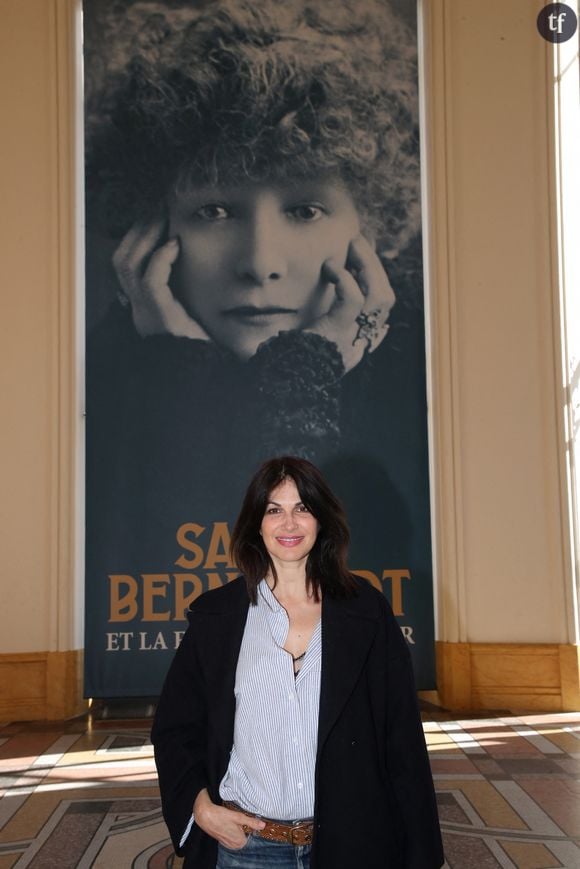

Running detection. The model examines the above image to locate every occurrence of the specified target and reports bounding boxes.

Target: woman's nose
[236,206,288,284]
[280,511,298,529]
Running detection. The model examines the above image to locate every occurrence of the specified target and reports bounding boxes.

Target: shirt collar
[257,579,285,614]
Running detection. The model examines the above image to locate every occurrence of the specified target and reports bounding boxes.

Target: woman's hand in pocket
[193,789,265,850]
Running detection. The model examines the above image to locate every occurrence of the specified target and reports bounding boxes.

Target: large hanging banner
[84,0,436,697]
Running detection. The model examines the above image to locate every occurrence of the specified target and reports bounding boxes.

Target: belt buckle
[290,821,312,845]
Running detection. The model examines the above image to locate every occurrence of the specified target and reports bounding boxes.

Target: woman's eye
[266,507,280,514]
[194,203,230,221]
[287,204,325,222]
[296,505,310,513]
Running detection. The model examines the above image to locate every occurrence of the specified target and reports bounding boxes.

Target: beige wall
[0,0,84,716]
[423,0,574,647]
[0,0,577,716]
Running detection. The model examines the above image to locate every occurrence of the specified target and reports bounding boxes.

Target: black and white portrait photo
[83,0,435,696]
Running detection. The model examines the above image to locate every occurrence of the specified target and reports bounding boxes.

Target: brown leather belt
[223,800,314,846]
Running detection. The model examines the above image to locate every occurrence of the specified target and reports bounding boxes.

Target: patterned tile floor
[0,711,579,868]
[428,713,580,868]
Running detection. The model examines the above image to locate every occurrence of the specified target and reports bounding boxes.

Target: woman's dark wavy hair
[85,0,420,258]
[230,456,357,603]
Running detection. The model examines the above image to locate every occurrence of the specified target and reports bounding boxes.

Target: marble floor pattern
[0,711,579,868]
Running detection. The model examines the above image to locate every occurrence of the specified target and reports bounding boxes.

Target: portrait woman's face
[260,477,319,567]
[167,177,361,359]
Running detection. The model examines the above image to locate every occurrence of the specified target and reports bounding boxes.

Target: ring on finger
[354,308,389,351]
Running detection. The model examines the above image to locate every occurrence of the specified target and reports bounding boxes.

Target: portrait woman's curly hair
[85,0,421,260]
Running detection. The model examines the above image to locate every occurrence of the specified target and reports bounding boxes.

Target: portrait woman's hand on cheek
[112,217,211,342]
[305,235,396,374]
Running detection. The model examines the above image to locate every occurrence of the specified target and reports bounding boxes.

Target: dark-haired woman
[152,457,444,869]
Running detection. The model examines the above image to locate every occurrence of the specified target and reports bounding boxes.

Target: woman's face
[167,177,361,359]
[260,478,319,567]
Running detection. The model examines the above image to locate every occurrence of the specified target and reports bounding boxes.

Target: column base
[433,642,580,713]
[0,650,87,721]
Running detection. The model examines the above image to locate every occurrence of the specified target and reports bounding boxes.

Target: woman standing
[152,457,443,868]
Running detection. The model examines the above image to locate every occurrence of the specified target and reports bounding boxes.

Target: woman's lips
[222,306,297,326]
[275,536,305,547]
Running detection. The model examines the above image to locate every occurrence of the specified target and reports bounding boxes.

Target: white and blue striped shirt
[219,580,322,820]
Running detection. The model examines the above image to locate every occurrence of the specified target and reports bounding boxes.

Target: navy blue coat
[151,577,444,868]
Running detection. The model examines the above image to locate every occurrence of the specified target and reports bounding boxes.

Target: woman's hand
[306,235,395,373]
[193,788,265,850]
[112,218,210,341]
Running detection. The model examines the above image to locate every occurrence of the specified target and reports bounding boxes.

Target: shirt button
[297,782,303,789]
[288,693,294,701]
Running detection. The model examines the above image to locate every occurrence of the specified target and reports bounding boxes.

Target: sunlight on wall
[554,2,580,643]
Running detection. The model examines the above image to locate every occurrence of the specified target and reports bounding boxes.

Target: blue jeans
[216,834,311,868]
